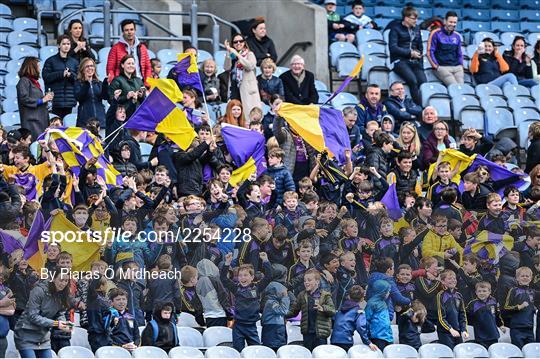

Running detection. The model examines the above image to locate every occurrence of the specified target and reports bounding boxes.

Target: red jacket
[106,39,152,86]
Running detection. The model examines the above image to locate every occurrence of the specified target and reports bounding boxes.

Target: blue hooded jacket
[330,300,371,346]
[365,280,393,343]
[261,282,290,348]
[366,272,411,321]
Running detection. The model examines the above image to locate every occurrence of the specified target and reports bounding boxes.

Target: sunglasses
[233,39,245,44]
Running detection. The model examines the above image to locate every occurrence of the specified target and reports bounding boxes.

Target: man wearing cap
[0,130,22,164]
[385,81,423,129]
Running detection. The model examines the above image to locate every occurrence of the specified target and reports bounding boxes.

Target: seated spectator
[388,6,426,106]
[66,19,94,62]
[74,57,107,128]
[280,55,318,105]
[246,17,278,66]
[427,11,464,85]
[459,128,492,157]
[532,40,540,82]
[43,34,79,119]
[384,81,423,128]
[257,58,284,104]
[420,120,451,171]
[416,106,438,143]
[526,122,540,174]
[396,121,422,167]
[220,99,246,128]
[343,1,377,29]
[200,59,221,104]
[470,38,518,88]
[503,36,538,88]
[355,84,388,132]
[325,0,356,43]
[224,33,262,119]
[106,19,151,86]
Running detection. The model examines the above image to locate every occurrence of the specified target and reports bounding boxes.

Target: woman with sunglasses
[74,57,107,127]
[419,120,450,171]
[224,33,261,125]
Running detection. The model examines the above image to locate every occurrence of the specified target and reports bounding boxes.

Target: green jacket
[288,289,336,338]
[108,73,145,118]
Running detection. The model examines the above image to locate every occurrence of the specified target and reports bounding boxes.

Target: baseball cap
[6,130,22,144]
[325,0,337,4]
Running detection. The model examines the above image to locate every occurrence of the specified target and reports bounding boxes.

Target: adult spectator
[427,11,464,85]
[388,6,426,106]
[470,38,517,88]
[108,55,146,118]
[66,19,94,62]
[43,34,79,119]
[74,57,107,128]
[13,271,73,358]
[503,36,538,88]
[354,84,387,132]
[396,121,422,167]
[416,106,438,142]
[200,58,221,104]
[384,81,422,127]
[532,40,540,82]
[526,122,540,174]
[280,55,318,105]
[224,33,261,121]
[420,120,451,170]
[106,19,151,86]
[16,57,53,139]
[246,17,278,66]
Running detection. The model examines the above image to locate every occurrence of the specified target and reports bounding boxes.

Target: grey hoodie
[261,282,290,325]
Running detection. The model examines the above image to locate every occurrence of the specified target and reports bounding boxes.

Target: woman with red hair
[220,99,246,128]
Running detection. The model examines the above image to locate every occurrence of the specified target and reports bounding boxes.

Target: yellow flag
[229,157,256,187]
[156,107,197,150]
[427,149,474,184]
[147,78,184,103]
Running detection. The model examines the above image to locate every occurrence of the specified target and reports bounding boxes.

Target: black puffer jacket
[246,35,278,66]
[526,137,540,173]
[173,142,214,196]
[141,302,179,352]
[0,180,22,230]
[388,22,423,63]
[42,53,79,109]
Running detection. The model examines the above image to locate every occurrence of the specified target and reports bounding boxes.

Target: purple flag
[381,183,402,221]
[173,53,204,93]
[221,124,267,175]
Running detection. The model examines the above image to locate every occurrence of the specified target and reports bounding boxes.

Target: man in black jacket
[0,176,22,230]
[385,81,423,128]
[279,55,318,105]
[388,6,426,106]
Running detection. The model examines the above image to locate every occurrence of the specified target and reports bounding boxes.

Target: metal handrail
[277,41,313,66]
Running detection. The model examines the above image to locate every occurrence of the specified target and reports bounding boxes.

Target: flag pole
[102,121,128,142]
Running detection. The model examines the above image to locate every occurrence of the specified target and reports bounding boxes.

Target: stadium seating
[241,345,277,358]
[177,326,204,347]
[522,343,540,358]
[169,347,204,358]
[485,107,517,140]
[453,343,489,358]
[132,346,168,358]
[348,344,384,358]
[383,344,418,358]
[205,346,241,358]
[58,346,94,358]
[488,343,523,358]
[202,326,232,347]
[276,345,312,358]
[95,346,132,358]
[312,345,347,358]
[418,343,454,358]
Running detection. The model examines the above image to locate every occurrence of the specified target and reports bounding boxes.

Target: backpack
[149,319,179,346]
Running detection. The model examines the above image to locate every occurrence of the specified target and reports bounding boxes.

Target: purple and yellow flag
[276,103,351,164]
[174,53,204,93]
[125,87,197,150]
[38,128,121,188]
[381,183,402,221]
[464,230,514,265]
[461,155,526,196]
[0,211,45,270]
[147,78,183,103]
[221,124,267,186]
[325,56,364,104]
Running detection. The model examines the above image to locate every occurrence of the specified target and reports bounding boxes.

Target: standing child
[86,276,112,352]
[264,148,295,205]
[287,269,336,351]
[365,280,393,351]
[261,282,290,351]
[448,254,483,304]
[0,266,15,358]
[435,270,469,349]
[104,288,140,352]
[220,252,273,352]
[331,285,379,352]
[150,58,161,79]
[397,300,427,350]
[179,265,204,326]
[504,266,536,347]
[288,240,315,296]
[415,257,441,328]
[141,302,179,353]
[466,281,506,349]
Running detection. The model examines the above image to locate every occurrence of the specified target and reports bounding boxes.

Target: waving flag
[464,230,514,265]
[381,183,402,221]
[325,56,364,104]
[39,128,121,188]
[124,88,196,150]
[461,155,526,196]
[174,53,204,93]
[44,211,101,272]
[427,149,473,184]
[221,124,267,186]
[0,211,45,270]
[276,103,351,164]
[147,78,184,103]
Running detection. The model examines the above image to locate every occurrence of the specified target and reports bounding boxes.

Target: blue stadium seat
[63,114,77,128]
[491,22,520,33]
[1,112,21,126]
[0,3,12,18]
[329,41,358,68]
[317,91,332,104]
[508,97,538,112]
[448,83,475,98]
[465,44,478,59]
[405,0,432,7]
[491,9,519,21]
[480,95,508,110]
[33,0,54,17]
[0,60,7,75]
[356,29,384,44]
[518,120,537,148]
[0,45,9,61]
[96,62,106,79]
[376,18,394,29]
[520,10,540,22]
[528,33,540,46]
[475,84,503,99]
[214,50,227,69]
[6,58,24,73]
[520,0,540,8]
[420,82,451,116]
[433,0,462,8]
[3,85,17,99]
[84,11,103,25]
[474,31,500,44]
[383,344,418,359]
[315,80,328,92]
[500,31,522,45]
[98,47,110,63]
[197,50,212,64]
[159,63,173,78]
[10,44,38,59]
[463,0,491,8]
[365,57,390,90]
[522,343,540,358]
[0,18,13,32]
[485,108,516,139]
[460,107,486,131]
[492,0,520,9]
[374,6,402,19]
[7,30,37,46]
[432,8,462,19]
[157,48,178,65]
[40,45,58,62]
[3,97,18,112]
[503,83,531,98]
[95,346,131,358]
[488,343,523,358]
[463,9,490,22]
[522,22,540,33]
[132,346,167,358]
[337,54,361,77]
[139,143,153,162]
[331,92,358,109]
[359,42,387,57]
[417,8,433,19]
[13,18,38,33]
[532,84,540,103]
[462,21,491,33]
[452,94,480,117]
[5,72,19,87]
[514,108,540,123]
[85,0,105,6]
[418,344,454,358]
